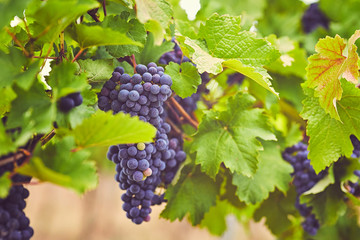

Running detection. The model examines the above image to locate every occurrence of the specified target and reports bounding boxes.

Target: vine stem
[168,97,199,129]
[5,27,30,57]
[72,48,85,63]
[87,9,100,22]
[33,56,59,59]
[0,152,25,167]
[131,54,137,72]
[164,101,182,124]
[103,0,107,16]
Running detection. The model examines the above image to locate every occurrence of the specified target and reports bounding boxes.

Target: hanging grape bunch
[98,63,186,224]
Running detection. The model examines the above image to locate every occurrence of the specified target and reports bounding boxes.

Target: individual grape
[128,90,140,101]
[68,92,83,106]
[114,66,125,74]
[135,64,148,75]
[58,97,75,112]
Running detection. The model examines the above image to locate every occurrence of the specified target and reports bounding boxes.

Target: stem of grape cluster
[169,97,199,129]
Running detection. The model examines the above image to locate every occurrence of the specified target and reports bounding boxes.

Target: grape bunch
[301,3,329,34]
[227,73,245,86]
[0,155,33,240]
[282,142,327,235]
[159,39,190,65]
[99,63,186,224]
[57,92,83,113]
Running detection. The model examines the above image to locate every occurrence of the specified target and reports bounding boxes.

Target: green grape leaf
[254,189,298,235]
[191,93,276,179]
[67,24,143,49]
[181,14,280,96]
[17,136,97,194]
[134,33,174,65]
[305,31,360,120]
[70,111,157,149]
[200,199,240,236]
[300,184,347,226]
[160,165,221,225]
[77,59,113,83]
[315,210,360,240]
[48,62,89,99]
[266,35,307,78]
[301,79,360,173]
[55,86,97,129]
[232,141,293,204]
[0,0,32,29]
[103,14,147,58]
[0,87,16,117]
[0,122,16,156]
[29,0,100,42]
[135,0,172,28]
[0,48,38,89]
[6,82,55,134]
[165,62,201,98]
[0,173,11,198]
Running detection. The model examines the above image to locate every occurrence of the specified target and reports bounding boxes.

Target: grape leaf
[0,87,16,117]
[300,184,347,226]
[0,0,31,29]
[165,62,201,98]
[17,136,97,194]
[301,79,360,173]
[6,82,55,134]
[77,59,114,83]
[70,111,157,149]
[305,31,360,120]
[0,122,16,156]
[160,165,221,225]
[134,33,174,65]
[29,0,100,42]
[135,0,172,28]
[232,141,293,204]
[67,24,143,49]
[103,14,146,58]
[254,189,298,235]
[191,93,276,178]
[0,173,11,198]
[266,35,307,78]
[55,85,97,129]
[48,62,89,99]
[0,47,39,89]
[181,14,280,96]
[199,199,240,236]
[315,210,360,240]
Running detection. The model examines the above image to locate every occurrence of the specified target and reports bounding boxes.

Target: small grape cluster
[227,73,245,86]
[57,92,83,113]
[159,39,190,65]
[301,3,329,34]
[282,142,327,236]
[0,156,33,240]
[99,63,186,224]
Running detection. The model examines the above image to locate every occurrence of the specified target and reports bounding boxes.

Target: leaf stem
[72,48,85,63]
[103,0,107,16]
[168,97,199,129]
[5,27,30,57]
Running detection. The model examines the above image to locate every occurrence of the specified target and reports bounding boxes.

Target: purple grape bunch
[282,142,328,236]
[301,3,329,34]
[0,156,33,240]
[99,63,187,224]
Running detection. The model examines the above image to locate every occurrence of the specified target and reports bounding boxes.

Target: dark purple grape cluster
[301,3,329,34]
[0,157,33,240]
[57,92,83,113]
[159,39,190,65]
[99,63,187,224]
[282,142,328,236]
